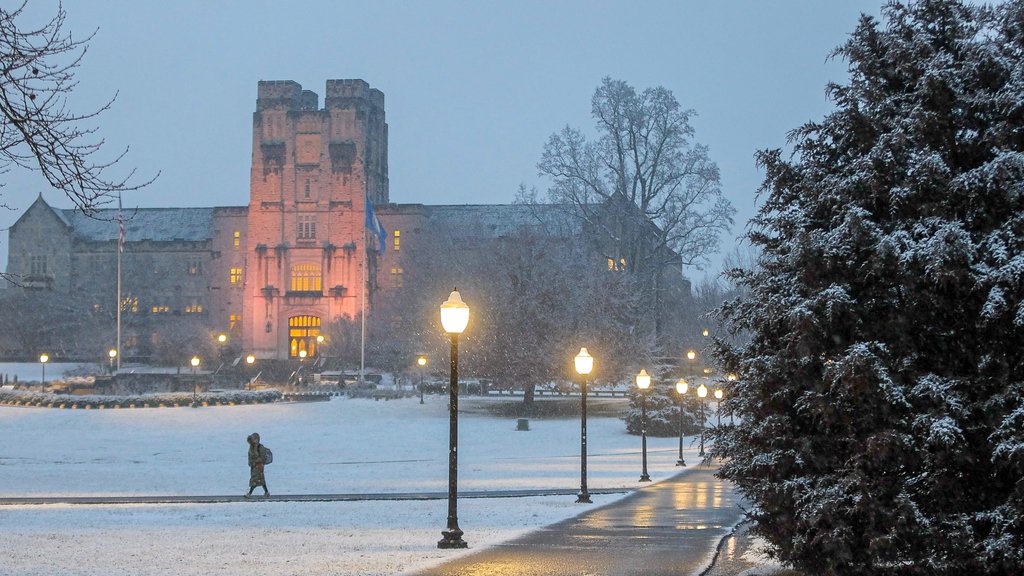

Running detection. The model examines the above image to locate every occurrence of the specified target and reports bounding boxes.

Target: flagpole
[360,226,367,382]
[116,194,122,372]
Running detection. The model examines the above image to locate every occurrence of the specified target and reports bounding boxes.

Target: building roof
[60,208,215,243]
[421,204,582,238]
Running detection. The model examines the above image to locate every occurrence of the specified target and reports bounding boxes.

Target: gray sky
[1,0,884,279]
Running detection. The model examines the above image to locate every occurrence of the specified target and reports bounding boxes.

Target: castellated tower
[244,79,388,359]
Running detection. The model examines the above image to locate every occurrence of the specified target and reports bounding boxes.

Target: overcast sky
[1,0,885,279]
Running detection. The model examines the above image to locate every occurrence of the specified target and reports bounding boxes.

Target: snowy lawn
[1,395,707,575]
[0,394,702,496]
[0,495,622,576]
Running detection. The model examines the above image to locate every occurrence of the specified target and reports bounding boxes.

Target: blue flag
[365,196,387,255]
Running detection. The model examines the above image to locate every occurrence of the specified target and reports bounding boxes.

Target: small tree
[714,2,1024,574]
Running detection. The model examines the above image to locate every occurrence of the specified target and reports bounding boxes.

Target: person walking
[245,433,270,499]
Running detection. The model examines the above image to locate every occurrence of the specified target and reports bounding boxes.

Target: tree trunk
[523,383,535,408]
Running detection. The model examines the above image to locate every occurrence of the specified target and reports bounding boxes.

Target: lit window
[187,259,203,275]
[122,297,138,313]
[233,231,241,249]
[229,314,239,330]
[185,304,203,313]
[394,230,400,250]
[290,264,322,292]
[298,215,317,240]
[391,267,403,287]
[230,268,243,285]
[608,258,614,270]
[152,306,170,313]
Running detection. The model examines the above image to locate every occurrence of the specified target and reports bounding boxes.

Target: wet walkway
[414,464,744,576]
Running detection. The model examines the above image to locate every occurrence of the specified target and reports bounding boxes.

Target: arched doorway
[289,315,322,357]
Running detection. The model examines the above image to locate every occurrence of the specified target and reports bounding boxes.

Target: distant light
[39,354,49,363]
[299,350,307,358]
[702,330,709,337]
[703,368,712,374]
[727,373,737,382]
[245,355,255,364]
[714,389,724,400]
[574,348,594,376]
[218,334,227,343]
[687,351,696,361]
[697,384,708,398]
[190,357,200,367]
[635,369,651,390]
[417,356,427,366]
[316,335,325,343]
[439,289,470,334]
[676,379,688,395]
[108,349,117,358]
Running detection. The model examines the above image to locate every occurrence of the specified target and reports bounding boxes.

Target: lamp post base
[639,474,651,482]
[676,459,686,467]
[438,528,468,549]
[576,492,592,504]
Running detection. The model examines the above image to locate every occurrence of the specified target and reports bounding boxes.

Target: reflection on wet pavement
[415,464,744,576]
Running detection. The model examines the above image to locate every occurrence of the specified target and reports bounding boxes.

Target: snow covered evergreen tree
[712,1,1024,574]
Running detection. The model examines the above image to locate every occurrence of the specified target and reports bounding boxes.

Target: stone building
[3,78,689,361]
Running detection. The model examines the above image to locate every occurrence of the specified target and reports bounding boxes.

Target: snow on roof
[424,204,581,238]
[60,208,214,243]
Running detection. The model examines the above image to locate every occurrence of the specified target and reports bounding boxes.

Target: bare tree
[536,78,735,336]
[0,1,154,214]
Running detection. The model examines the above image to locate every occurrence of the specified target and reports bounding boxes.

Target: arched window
[291,264,322,292]
[289,315,322,357]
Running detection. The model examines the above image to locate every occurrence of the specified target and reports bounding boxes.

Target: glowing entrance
[289,315,322,357]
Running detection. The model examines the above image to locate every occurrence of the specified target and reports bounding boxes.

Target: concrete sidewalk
[0,487,630,506]
[413,464,744,576]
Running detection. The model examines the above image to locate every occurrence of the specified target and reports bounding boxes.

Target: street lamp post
[636,369,652,482]
[108,349,117,374]
[417,356,427,404]
[190,357,201,406]
[438,289,470,549]
[727,373,737,425]
[697,383,708,457]
[245,355,255,390]
[715,388,724,429]
[574,347,594,503]
[39,354,49,386]
[675,379,688,466]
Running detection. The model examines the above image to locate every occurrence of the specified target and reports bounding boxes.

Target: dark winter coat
[248,440,268,488]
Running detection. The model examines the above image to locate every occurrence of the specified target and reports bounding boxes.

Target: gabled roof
[60,207,214,243]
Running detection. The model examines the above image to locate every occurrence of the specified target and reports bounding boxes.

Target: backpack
[263,445,273,465]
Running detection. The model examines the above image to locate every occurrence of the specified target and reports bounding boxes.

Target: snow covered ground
[1,394,706,575]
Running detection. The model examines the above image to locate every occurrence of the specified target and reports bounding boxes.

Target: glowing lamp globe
[245,355,256,364]
[417,357,427,366]
[39,354,49,363]
[697,383,708,398]
[574,348,594,376]
[190,357,200,368]
[218,334,227,343]
[316,335,325,343]
[687,350,697,361]
[108,349,117,359]
[299,350,307,358]
[676,379,688,395]
[635,369,651,390]
[439,289,470,334]
[714,388,724,400]
[702,329,709,337]
[727,373,737,382]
